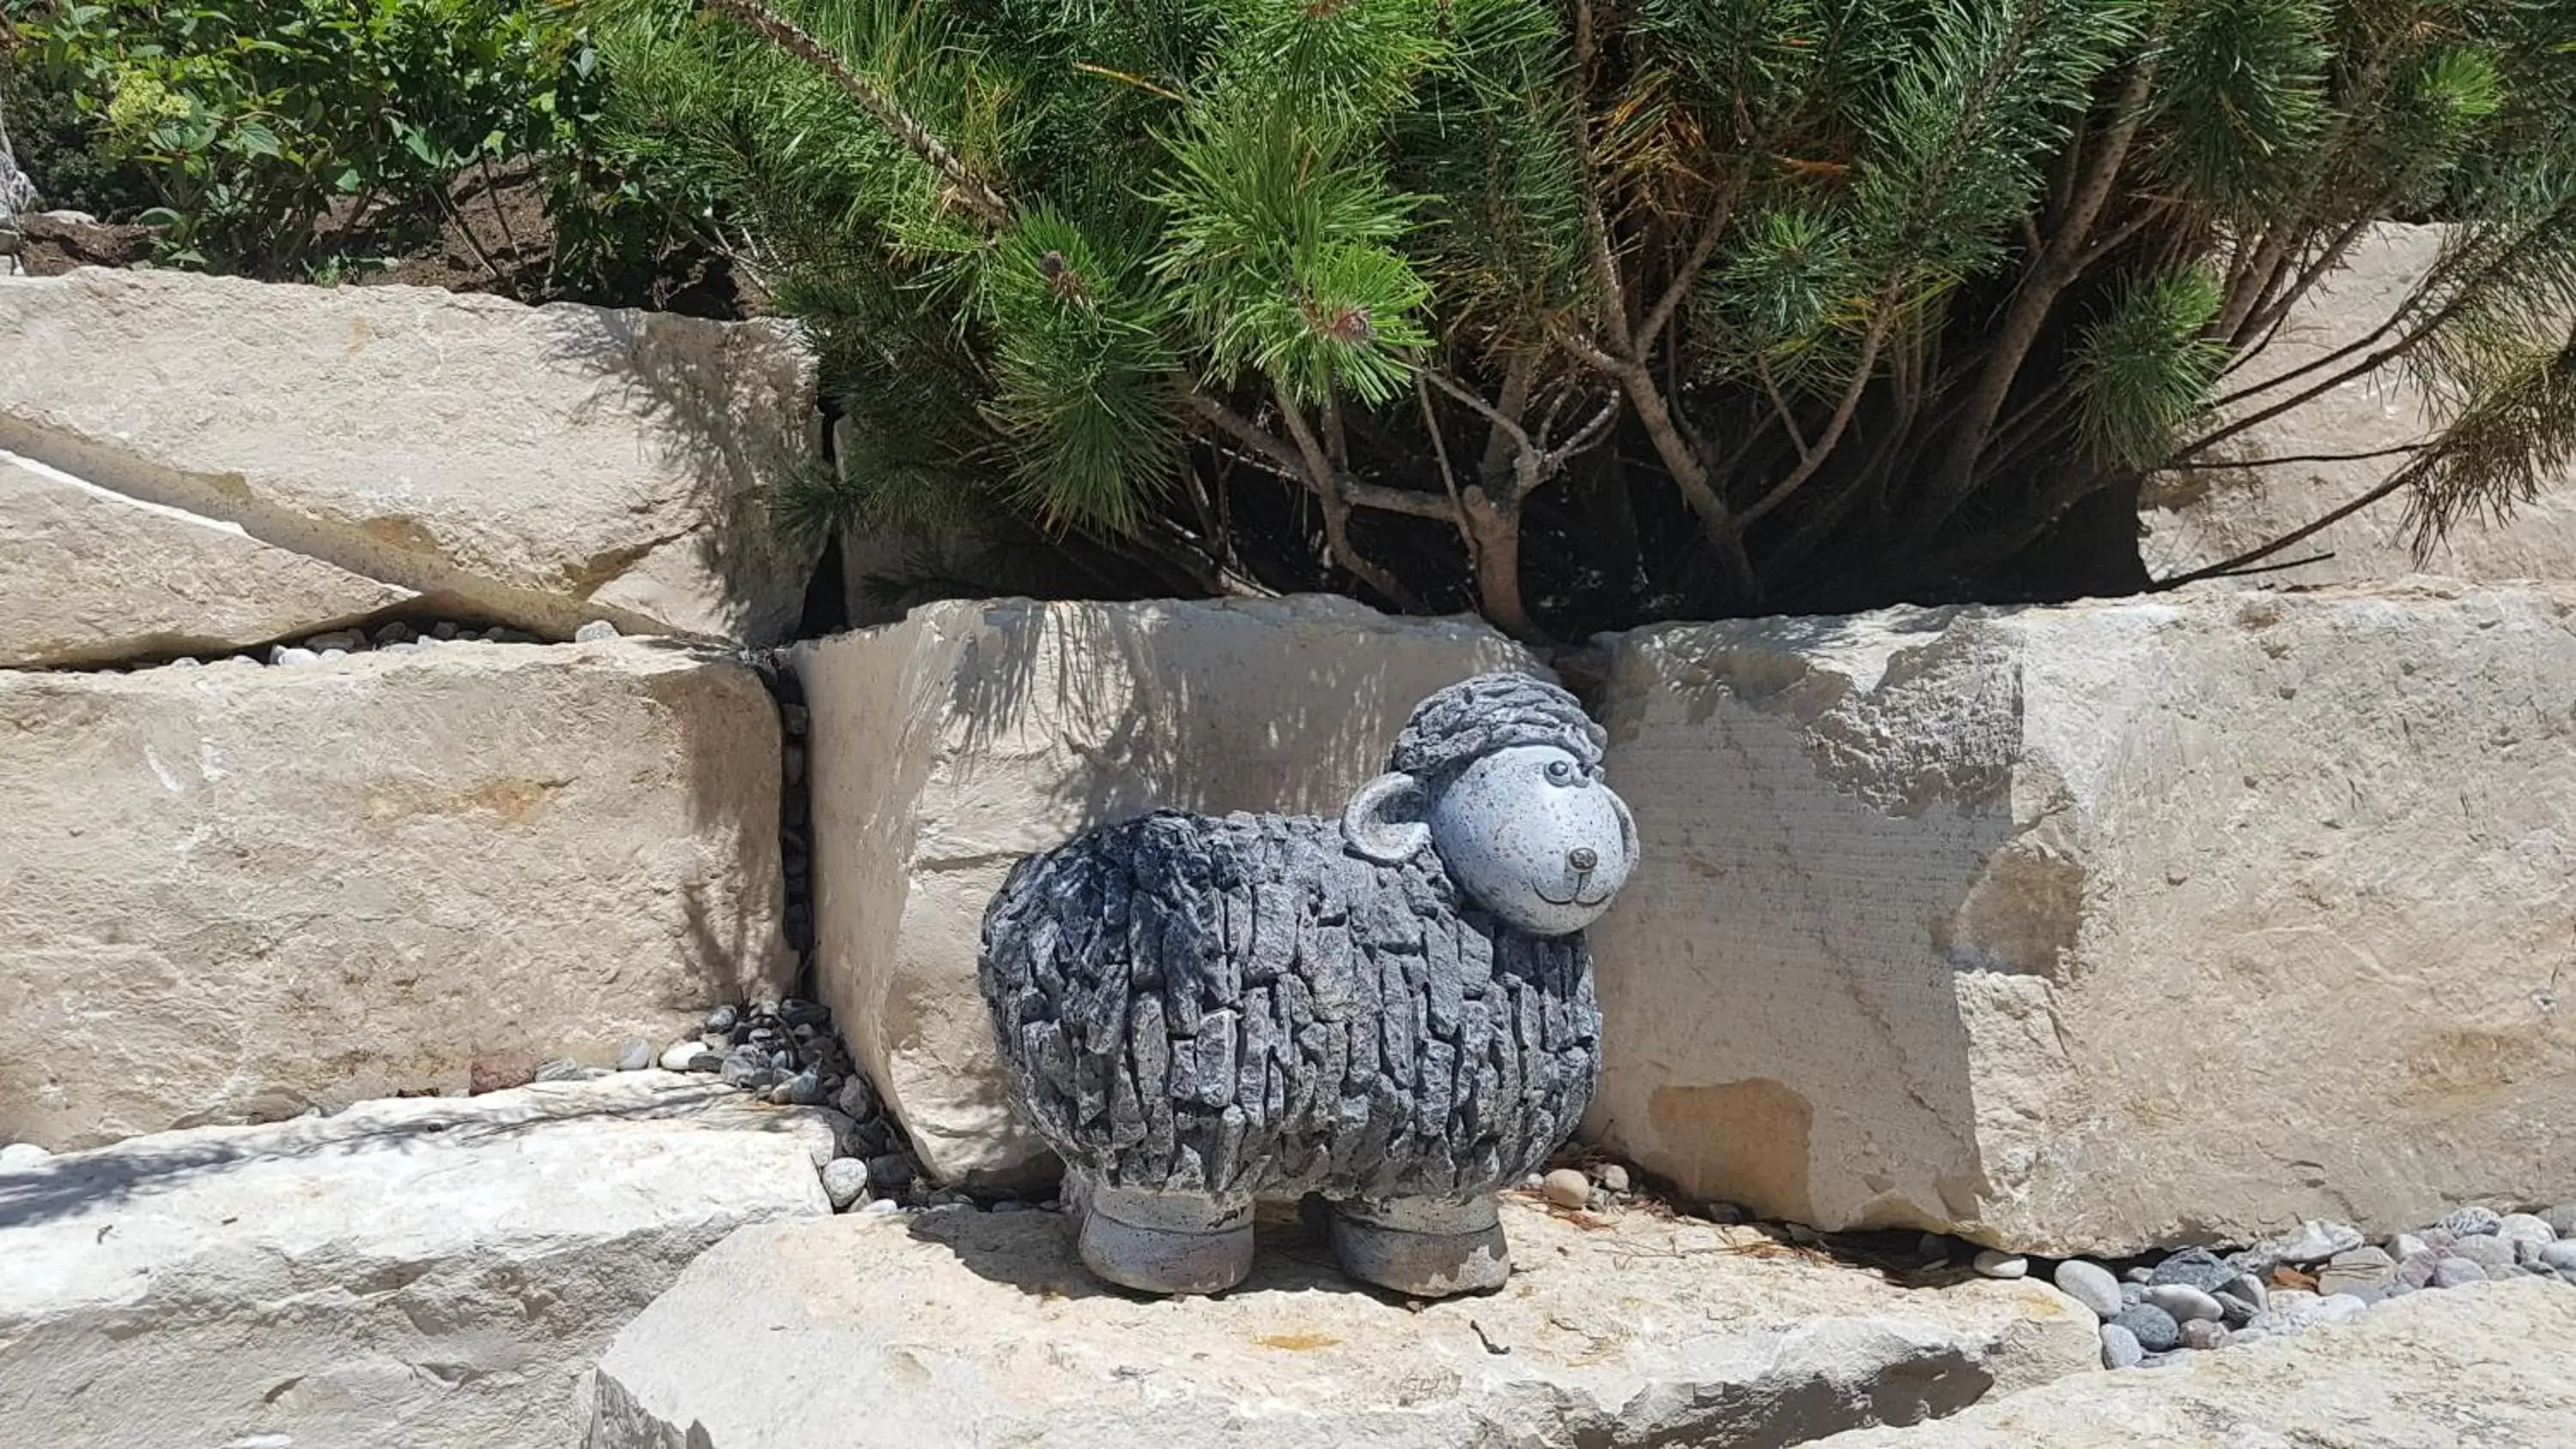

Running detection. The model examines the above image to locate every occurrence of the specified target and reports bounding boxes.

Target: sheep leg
[1070,1172,1256,1296]
[1327,1195,1510,1297]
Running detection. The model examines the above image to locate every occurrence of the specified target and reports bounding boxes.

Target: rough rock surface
[0,1073,835,1449]
[586,1198,2098,1449]
[2140,223,2576,586]
[1808,1280,2576,1447]
[1,450,417,667]
[789,596,1537,1185]
[0,639,791,1148]
[1585,581,2576,1254]
[0,269,818,644]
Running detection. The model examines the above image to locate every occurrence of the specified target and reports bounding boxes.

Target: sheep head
[1340,673,1638,937]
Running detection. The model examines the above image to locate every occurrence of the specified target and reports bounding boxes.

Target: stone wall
[0,269,820,652]
[0,640,792,1148]
[1583,581,2576,1254]
[790,596,1540,1186]
[2141,223,2576,585]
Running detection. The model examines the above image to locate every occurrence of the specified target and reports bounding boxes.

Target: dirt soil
[10,210,158,274]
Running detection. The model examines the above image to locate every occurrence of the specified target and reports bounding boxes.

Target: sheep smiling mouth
[1534,887,1613,908]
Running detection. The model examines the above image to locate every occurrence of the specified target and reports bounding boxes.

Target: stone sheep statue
[977,672,1638,1298]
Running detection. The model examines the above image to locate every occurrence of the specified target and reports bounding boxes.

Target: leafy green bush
[8,0,667,283]
[594,0,2576,636]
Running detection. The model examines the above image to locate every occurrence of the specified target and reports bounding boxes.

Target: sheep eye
[1545,759,1574,784]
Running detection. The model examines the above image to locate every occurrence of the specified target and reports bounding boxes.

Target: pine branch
[693,0,1012,226]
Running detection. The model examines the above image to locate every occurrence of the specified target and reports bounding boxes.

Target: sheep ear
[1342,773,1431,864]
[1611,785,1638,863]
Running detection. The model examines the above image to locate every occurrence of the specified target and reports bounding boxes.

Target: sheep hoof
[1073,1180,1255,1296]
[1328,1196,1510,1298]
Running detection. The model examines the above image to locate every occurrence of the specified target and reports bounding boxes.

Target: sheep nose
[1568,847,1598,874]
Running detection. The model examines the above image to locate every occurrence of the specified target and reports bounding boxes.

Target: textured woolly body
[979,809,1601,1204]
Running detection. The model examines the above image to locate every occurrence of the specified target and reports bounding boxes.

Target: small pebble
[2098,1324,2144,1369]
[659,1040,715,1072]
[767,1082,795,1106]
[706,1003,742,1035]
[168,656,200,667]
[1597,1163,1631,1194]
[2539,1241,2576,1273]
[992,1199,1031,1214]
[1971,1250,2028,1280]
[2109,1304,2180,1353]
[2267,1221,2363,1266]
[0,1143,52,1170]
[2214,1291,2261,1326]
[2496,1213,2557,1248]
[1541,1168,1591,1210]
[2439,1206,2503,1238]
[268,646,320,666]
[2451,1235,2518,1271]
[2390,1234,2431,1262]
[2051,1259,2124,1319]
[2142,1283,2224,1323]
[2396,1250,2441,1288]
[2178,1318,2228,1350]
[719,1049,775,1090]
[834,1075,880,1122]
[574,620,621,642]
[617,1038,654,1071]
[2121,1266,2154,1284]
[2149,1247,2239,1292]
[782,1070,826,1106]
[2431,1258,2485,1288]
[431,621,461,640]
[2118,1282,2146,1308]
[2316,1245,2396,1295]
[306,630,364,652]
[868,1154,916,1191]
[820,1157,870,1211]
[2222,1274,2268,1311]
[860,1198,902,1216]
[373,621,417,646]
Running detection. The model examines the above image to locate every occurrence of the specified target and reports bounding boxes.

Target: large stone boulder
[789,597,1540,1186]
[1809,1280,2576,1448]
[0,639,792,1149]
[586,1197,2099,1449]
[0,1072,836,1449]
[0,269,819,645]
[2141,223,2576,585]
[1,449,416,668]
[1585,581,2576,1254]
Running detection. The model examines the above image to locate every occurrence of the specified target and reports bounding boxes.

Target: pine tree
[589,0,2576,639]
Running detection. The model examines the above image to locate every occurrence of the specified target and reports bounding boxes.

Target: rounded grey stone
[2148,1247,2239,1292]
[2497,1213,2557,1247]
[2540,1240,2576,1272]
[2440,1206,2504,1238]
[2051,1259,2123,1319]
[2098,1324,2144,1369]
[1971,1250,2028,1280]
[2178,1318,2228,1350]
[820,1157,870,1211]
[2451,1235,2518,1270]
[2267,1220,2364,1265]
[2109,1304,2181,1353]
[574,620,621,642]
[2142,1283,2224,1324]
[267,646,320,666]
[2432,1258,2486,1288]
[2317,1245,2397,1296]
[2118,1282,2147,1308]
[617,1037,655,1071]
[2214,1291,2261,1326]
[659,1040,716,1073]
[706,1003,740,1035]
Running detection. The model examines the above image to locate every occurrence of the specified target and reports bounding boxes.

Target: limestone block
[0,269,820,644]
[789,596,1539,1186]
[1809,1280,2576,1448]
[0,1072,833,1449]
[585,1197,2098,1449]
[2141,222,2576,585]
[0,449,416,667]
[0,640,791,1148]
[1585,581,2576,1254]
